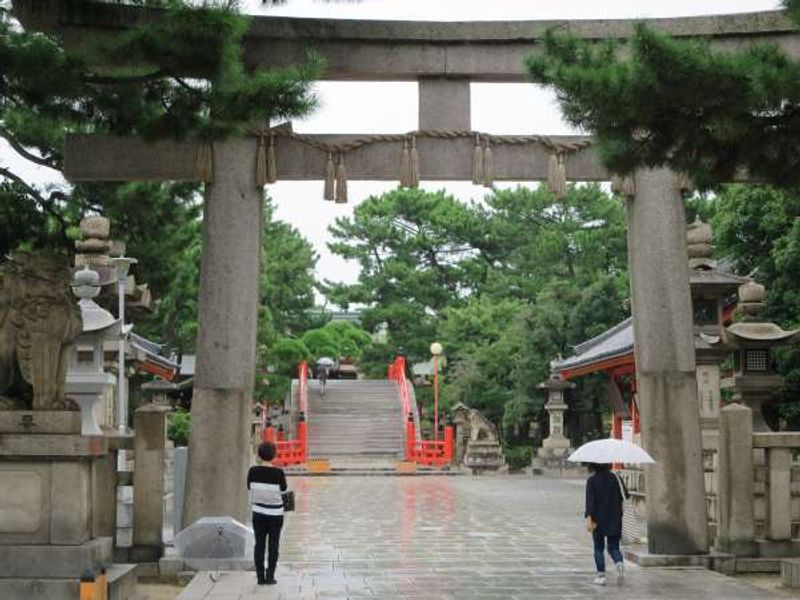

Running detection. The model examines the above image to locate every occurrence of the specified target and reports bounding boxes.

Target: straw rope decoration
[194,140,214,183]
[252,128,594,201]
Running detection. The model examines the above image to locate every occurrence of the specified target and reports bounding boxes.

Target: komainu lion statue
[452,402,499,442]
[0,254,82,410]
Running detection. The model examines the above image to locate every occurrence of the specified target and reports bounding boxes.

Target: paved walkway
[177,475,793,599]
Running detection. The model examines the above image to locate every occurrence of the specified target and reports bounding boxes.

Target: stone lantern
[536,372,575,458]
[65,266,122,435]
[725,280,800,431]
[687,217,749,430]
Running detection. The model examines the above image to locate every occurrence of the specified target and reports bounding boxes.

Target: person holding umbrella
[585,463,628,585]
[567,438,654,586]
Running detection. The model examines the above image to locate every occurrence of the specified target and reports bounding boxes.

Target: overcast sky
[1,0,782,291]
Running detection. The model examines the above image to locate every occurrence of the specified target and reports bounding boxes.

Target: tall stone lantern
[65,267,122,435]
[537,372,575,459]
[687,217,749,430]
[726,281,800,431]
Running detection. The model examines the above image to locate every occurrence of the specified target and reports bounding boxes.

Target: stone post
[132,403,171,561]
[418,78,471,131]
[716,403,756,556]
[184,139,263,526]
[626,167,709,554]
[768,447,792,541]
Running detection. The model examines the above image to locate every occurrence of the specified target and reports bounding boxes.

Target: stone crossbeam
[12,1,800,82]
[64,133,606,183]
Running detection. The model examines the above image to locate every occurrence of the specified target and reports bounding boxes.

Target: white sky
[0,0,781,291]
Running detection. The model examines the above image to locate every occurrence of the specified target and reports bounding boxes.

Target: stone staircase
[306,379,405,466]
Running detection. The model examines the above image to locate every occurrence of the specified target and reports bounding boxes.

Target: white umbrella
[567,438,656,465]
[316,357,335,366]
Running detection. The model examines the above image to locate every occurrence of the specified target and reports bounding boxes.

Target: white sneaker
[593,574,607,586]
[616,562,625,579]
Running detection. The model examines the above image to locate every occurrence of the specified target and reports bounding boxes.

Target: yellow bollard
[97,566,108,600]
[79,571,98,600]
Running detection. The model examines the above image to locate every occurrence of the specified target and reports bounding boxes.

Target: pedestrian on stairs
[318,366,328,397]
[248,442,288,585]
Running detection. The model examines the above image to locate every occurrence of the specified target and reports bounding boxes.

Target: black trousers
[253,512,283,579]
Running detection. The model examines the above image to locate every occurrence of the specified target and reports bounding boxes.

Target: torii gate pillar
[627,167,709,555]
[183,139,262,526]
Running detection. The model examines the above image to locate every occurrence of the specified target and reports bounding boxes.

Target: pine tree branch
[0,167,70,247]
[0,127,62,170]
[84,69,167,85]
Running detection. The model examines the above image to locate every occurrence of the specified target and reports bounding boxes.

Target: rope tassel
[335,153,348,204]
[255,135,267,187]
[400,139,412,187]
[547,152,567,199]
[409,136,419,188]
[323,152,335,201]
[472,134,484,185]
[267,135,277,183]
[611,173,636,198]
[482,138,494,188]
[195,141,213,183]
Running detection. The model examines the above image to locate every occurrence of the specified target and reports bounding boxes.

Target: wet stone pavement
[177,475,792,599]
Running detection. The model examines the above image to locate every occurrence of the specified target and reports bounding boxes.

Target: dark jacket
[585,470,628,537]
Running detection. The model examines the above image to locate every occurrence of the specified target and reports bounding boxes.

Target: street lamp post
[430,342,443,441]
[110,257,137,433]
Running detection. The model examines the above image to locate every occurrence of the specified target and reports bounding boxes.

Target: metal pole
[433,354,439,442]
[117,273,126,432]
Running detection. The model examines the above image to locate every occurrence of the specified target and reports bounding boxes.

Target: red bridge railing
[389,356,454,466]
[262,361,308,466]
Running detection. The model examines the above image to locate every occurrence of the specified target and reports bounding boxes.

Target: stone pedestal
[132,403,170,562]
[0,410,136,599]
[463,440,506,474]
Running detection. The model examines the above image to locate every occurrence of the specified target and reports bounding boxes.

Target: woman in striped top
[247,441,288,585]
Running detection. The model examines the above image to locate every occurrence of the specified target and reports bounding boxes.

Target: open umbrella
[567,438,655,465]
[316,356,335,366]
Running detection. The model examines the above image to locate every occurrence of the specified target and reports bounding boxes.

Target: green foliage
[701,184,800,426]
[167,409,191,447]
[527,18,800,189]
[503,445,533,471]
[327,184,627,439]
[301,329,339,361]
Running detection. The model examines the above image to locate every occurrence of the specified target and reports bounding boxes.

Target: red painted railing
[390,356,454,466]
[262,361,308,466]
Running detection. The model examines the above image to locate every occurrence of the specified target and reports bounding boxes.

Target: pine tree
[527,1,800,189]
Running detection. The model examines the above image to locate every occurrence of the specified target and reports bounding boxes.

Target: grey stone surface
[717,404,757,556]
[0,536,111,578]
[17,3,800,80]
[0,410,80,434]
[781,558,800,588]
[626,168,708,555]
[418,78,470,131]
[64,132,609,183]
[173,476,791,599]
[768,447,792,541]
[0,432,106,457]
[174,516,254,561]
[107,563,138,600]
[50,459,91,544]
[184,140,262,527]
[133,403,170,557]
[173,446,188,534]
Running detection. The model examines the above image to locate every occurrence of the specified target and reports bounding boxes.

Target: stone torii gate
[14,2,799,555]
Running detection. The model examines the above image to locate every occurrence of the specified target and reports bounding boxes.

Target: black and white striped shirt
[247,465,288,517]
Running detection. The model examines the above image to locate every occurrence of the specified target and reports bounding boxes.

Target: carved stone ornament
[0,254,82,410]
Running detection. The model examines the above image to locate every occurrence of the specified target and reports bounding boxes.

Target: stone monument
[452,403,506,474]
[726,280,800,431]
[0,254,136,599]
[536,373,575,460]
